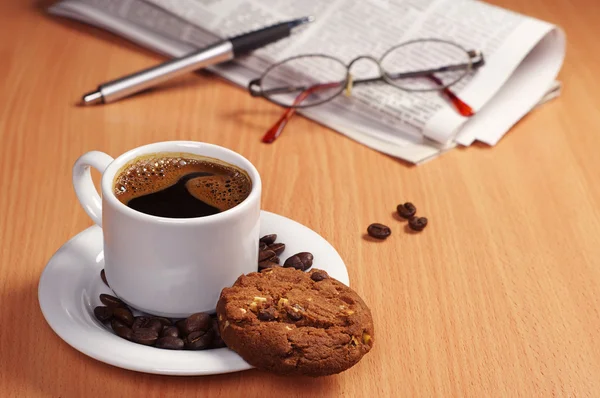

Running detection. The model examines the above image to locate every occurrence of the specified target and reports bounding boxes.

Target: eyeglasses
[248,38,485,143]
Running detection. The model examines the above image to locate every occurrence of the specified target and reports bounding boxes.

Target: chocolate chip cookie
[216,267,374,376]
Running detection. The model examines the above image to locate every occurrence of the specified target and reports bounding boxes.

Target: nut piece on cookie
[216,267,374,377]
[277,298,289,310]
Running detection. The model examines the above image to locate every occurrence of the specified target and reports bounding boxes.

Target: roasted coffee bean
[99,294,125,308]
[257,307,277,321]
[175,319,187,335]
[111,319,133,341]
[283,252,314,271]
[132,317,163,334]
[152,316,173,327]
[267,243,285,256]
[259,249,277,262]
[367,223,391,240]
[259,234,277,245]
[100,269,109,287]
[160,326,180,338]
[185,329,214,350]
[132,328,159,346]
[112,307,134,327]
[156,336,184,350]
[259,242,268,251]
[258,260,279,271]
[408,216,428,231]
[310,271,328,282]
[283,255,302,269]
[211,319,227,349]
[211,338,226,349]
[182,313,212,335]
[397,202,417,219]
[94,306,113,322]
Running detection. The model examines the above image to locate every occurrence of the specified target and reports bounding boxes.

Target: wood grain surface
[2,0,600,396]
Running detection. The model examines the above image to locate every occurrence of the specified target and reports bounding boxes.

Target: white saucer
[38,211,349,376]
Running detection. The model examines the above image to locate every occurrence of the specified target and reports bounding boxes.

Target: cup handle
[73,151,114,227]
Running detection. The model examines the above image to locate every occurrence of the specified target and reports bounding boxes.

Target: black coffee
[114,153,252,218]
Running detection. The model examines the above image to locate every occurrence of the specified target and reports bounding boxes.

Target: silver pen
[81,16,314,105]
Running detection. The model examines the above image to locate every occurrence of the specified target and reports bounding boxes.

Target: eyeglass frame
[247,38,485,109]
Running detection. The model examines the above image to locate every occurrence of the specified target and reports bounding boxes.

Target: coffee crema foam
[113,154,252,212]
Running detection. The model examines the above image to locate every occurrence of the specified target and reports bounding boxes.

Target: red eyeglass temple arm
[262,76,474,143]
[261,82,341,144]
[426,74,474,117]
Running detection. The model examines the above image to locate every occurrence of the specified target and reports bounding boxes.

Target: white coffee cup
[72,141,261,318]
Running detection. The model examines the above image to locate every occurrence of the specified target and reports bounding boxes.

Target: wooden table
[2,0,600,396]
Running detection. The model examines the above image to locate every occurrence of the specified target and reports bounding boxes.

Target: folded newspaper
[49,0,565,164]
